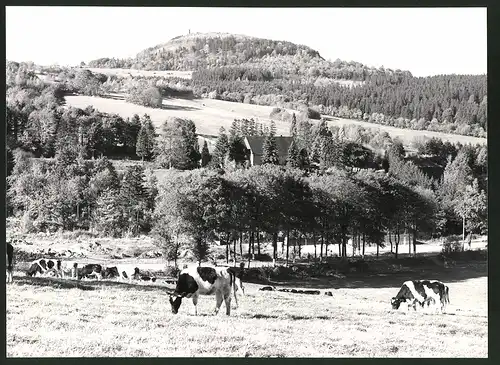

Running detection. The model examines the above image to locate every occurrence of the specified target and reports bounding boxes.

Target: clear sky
[6,7,487,77]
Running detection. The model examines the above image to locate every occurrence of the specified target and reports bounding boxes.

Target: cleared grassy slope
[64,95,487,147]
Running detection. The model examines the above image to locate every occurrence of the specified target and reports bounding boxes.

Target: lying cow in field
[101,266,147,282]
[6,242,14,283]
[168,266,244,316]
[391,280,450,313]
[26,258,63,277]
[78,264,104,280]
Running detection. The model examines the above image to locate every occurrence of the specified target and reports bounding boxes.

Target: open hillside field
[64,94,487,147]
[6,265,487,357]
[84,68,193,79]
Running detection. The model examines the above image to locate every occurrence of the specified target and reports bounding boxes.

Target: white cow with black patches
[169,266,243,316]
[391,280,449,313]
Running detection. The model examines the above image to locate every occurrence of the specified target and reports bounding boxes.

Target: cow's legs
[6,269,13,283]
[224,290,232,316]
[214,290,224,315]
[192,293,199,316]
[232,283,239,309]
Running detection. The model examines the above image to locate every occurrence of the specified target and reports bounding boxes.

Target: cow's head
[391,297,402,309]
[169,295,182,314]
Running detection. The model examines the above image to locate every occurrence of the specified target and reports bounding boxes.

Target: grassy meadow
[63,94,487,148]
[6,261,487,357]
[6,232,488,357]
[5,223,488,358]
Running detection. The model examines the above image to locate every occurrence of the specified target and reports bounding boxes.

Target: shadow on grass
[11,276,95,291]
[101,94,125,101]
[160,104,200,112]
[245,313,332,321]
[10,276,175,293]
[261,262,487,290]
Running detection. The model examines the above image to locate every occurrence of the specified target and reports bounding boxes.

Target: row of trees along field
[7,143,486,264]
[6,111,487,260]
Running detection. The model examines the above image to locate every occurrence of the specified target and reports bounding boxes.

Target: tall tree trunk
[389,232,393,253]
[376,240,379,258]
[352,233,356,257]
[408,229,412,255]
[272,232,278,261]
[226,232,229,264]
[320,233,324,258]
[412,226,417,257]
[313,232,317,259]
[299,234,303,258]
[324,232,328,258]
[251,231,255,258]
[233,238,237,264]
[239,231,243,257]
[248,230,252,268]
[342,227,348,257]
[286,230,290,266]
[362,233,366,258]
[257,230,261,255]
[462,215,466,251]
[395,228,400,259]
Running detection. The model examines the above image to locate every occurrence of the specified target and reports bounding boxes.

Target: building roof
[244,136,294,157]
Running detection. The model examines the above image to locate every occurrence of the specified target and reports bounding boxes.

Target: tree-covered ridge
[87,33,410,81]
[189,73,487,137]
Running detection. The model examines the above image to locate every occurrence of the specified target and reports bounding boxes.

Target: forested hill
[87,32,412,82]
[83,32,486,138]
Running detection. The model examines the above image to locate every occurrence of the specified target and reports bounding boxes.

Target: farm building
[244,136,293,166]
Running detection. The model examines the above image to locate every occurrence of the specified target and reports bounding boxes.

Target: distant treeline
[190,70,487,138]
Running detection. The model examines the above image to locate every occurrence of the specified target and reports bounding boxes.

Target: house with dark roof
[243,136,294,166]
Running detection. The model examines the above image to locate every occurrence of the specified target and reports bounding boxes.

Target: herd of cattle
[6,242,450,316]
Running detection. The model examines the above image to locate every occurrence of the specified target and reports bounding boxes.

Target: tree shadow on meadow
[160,103,200,112]
[244,313,333,321]
[261,262,487,291]
[10,276,96,291]
[9,275,175,293]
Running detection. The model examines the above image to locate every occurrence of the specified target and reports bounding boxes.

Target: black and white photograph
[5,6,487,357]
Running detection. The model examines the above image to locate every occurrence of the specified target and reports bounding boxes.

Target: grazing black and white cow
[424,280,450,311]
[6,242,14,283]
[391,280,449,313]
[168,266,243,316]
[26,258,62,277]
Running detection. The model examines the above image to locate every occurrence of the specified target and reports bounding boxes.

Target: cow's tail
[445,286,450,304]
